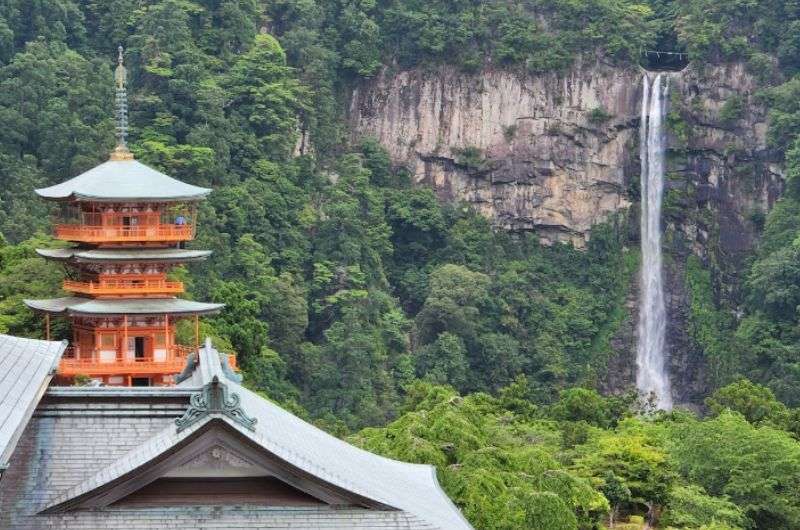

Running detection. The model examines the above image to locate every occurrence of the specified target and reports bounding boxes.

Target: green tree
[670,412,800,529]
[706,379,790,427]
[415,332,469,388]
[661,485,747,529]
[415,264,489,345]
[351,382,608,530]
[550,387,612,427]
[572,425,675,525]
[223,31,308,162]
[599,471,631,528]
[0,235,65,337]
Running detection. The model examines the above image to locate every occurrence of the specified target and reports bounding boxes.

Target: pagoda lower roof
[35,159,211,202]
[36,248,212,263]
[24,297,223,317]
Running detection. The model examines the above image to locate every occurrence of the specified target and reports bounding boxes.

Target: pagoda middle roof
[35,159,211,202]
[24,297,223,317]
[36,248,212,263]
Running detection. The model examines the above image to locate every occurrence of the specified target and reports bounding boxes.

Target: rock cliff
[348,60,783,403]
[348,61,780,247]
[349,61,642,246]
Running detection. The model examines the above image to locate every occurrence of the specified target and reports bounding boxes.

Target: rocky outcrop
[349,60,783,404]
[349,62,642,246]
[667,63,783,264]
[660,63,782,406]
[348,62,781,248]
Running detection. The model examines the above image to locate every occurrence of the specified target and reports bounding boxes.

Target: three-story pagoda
[24,48,224,386]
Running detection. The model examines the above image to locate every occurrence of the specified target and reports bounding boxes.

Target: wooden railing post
[122,314,128,362]
[164,314,169,359]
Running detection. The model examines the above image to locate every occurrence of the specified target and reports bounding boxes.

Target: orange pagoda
[24,48,224,386]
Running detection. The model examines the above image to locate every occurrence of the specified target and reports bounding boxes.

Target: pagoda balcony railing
[59,345,238,377]
[53,224,194,243]
[63,279,185,296]
[58,357,188,376]
[169,344,238,370]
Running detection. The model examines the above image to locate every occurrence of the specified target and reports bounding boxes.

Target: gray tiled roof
[35,159,211,202]
[40,339,473,529]
[36,248,212,263]
[0,339,473,529]
[24,297,224,316]
[0,334,66,471]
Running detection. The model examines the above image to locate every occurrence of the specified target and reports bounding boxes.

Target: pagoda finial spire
[110,45,133,161]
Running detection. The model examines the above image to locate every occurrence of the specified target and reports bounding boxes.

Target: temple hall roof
[0,339,473,529]
[0,334,66,477]
[36,247,212,263]
[35,159,211,202]
[24,297,224,316]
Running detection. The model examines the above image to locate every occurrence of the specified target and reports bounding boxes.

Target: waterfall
[637,74,672,410]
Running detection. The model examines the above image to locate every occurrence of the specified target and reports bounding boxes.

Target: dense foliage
[0,0,638,428]
[352,380,800,530]
[2,1,800,529]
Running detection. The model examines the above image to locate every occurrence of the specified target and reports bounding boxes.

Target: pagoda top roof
[36,247,212,263]
[24,297,223,317]
[35,159,211,203]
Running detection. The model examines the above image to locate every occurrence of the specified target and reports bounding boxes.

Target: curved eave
[35,248,213,263]
[34,159,212,203]
[35,248,74,261]
[24,297,223,317]
[34,191,211,203]
[24,297,85,314]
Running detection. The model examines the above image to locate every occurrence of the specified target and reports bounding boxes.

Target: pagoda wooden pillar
[122,315,128,362]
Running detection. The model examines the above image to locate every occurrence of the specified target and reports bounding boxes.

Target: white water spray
[637,74,672,410]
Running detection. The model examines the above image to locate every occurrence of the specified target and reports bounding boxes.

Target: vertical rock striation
[349,62,642,246]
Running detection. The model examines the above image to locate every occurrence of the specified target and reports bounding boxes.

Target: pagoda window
[100,334,116,349]
[77,331,95,360]
[56,203,83,226]
[134,337,147,359]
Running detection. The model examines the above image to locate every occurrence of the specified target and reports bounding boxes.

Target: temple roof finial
[110,45,133,161]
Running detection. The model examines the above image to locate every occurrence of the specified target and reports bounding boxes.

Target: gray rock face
[349,62,780,247]
[349,60,783,403]
[349,62,641,246]
[668,63,783,260]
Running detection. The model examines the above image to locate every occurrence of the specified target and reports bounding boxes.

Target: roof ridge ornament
[110,45,134,161]
[175,375,257,432]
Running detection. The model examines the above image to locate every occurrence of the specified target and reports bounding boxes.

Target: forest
[2,0,800,528]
